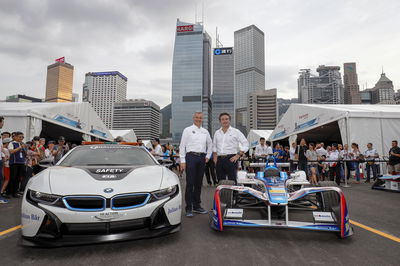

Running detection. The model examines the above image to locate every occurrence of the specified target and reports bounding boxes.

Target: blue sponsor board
[272,130,286,140]
[90,129,107,138]
[54,114,79,128]
[295,118,318,131]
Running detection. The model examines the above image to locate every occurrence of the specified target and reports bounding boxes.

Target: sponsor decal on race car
[225,208,244,218]
[95,168,125,173]
[21,213,40,221]
[101,174,118,179]
[168,205,181,214]
[90,145,133,149]
[313,211,335,222]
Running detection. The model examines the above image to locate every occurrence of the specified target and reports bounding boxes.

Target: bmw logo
[104,188,114,193]
[214,49,221,55]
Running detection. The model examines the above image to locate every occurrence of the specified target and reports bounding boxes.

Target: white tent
[270,104,400,159]
[110,130,137,142]
[0,102,113,141]
[248,130,273,148]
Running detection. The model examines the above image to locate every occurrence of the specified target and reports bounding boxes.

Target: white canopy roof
[271,104,400,162]
[0,102,113,141]
[247,130,273,148]
[110,130,137,142]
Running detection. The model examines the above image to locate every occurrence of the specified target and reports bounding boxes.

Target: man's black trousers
[205,159,217,185]
[216,155,237,184]
[185,153,205,211]
[7,164,26,195]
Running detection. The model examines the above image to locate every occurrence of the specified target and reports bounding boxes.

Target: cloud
[0,0,399,109]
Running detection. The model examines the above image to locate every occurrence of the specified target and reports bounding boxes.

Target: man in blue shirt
[7,131,27,197]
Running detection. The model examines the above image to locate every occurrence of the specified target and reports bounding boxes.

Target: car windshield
[58,145,156,166]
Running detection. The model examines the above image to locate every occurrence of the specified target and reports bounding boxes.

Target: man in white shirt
[316,142,328,158]
[0,116,8,203]
[151,138,163,161]
[179,112,212,217]
[213,113,249,184]
[364,143,379,183]
[254,138,273,158]
[328,143,341,185]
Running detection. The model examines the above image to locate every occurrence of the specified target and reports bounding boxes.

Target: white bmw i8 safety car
[21,143,181,247]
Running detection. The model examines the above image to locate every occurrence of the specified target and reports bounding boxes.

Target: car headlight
[152,185,179,200]
[28,190,64,207]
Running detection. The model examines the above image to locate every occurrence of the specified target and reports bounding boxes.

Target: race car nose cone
[104,188,114,193]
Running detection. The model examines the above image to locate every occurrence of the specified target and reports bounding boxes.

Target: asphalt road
[0,178,399,266]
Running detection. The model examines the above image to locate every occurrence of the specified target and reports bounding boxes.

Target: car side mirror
[39,158,54,168]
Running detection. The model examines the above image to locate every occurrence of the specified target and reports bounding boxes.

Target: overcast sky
[1,0,399,108]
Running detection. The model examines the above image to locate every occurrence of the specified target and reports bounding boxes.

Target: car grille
[63,196,106,211]
[111,193,150,210]
[62,218,150,235]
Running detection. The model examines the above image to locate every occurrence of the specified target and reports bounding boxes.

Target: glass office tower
[212,47,234,135]
[171,19,211,143]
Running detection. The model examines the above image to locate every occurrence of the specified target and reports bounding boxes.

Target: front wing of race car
[371,175,400,192]
[211,185,353,238]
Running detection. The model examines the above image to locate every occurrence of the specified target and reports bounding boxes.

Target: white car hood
[48,165,164,197]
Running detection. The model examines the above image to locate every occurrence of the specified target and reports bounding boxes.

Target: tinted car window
[59,145,156,166]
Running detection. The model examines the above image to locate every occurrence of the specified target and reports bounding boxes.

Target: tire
[318,191,340,213]
[318,181,338,187]
[316,189,342,237]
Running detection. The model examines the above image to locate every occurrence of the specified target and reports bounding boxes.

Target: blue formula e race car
[210,160,353,238]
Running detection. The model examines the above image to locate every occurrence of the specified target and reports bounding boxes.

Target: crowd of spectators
[250,137,400,186]
[0,116,73,204]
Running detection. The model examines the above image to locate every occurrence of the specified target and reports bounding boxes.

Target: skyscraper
[298,65,343,104]
[371,72,395,104]
[160,103,172,138]
[45,58,74,102]
[212,47,234,134]
[343,63,361,104]
[113,99,161,140]
[247,89,277,131]
[171,19,211,142]
[82,71,127,128]
[234,25,265,134]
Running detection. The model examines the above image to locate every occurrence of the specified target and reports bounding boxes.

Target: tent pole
[343,116,351,188]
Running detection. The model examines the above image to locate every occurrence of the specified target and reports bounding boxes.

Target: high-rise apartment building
[371,73,395,104]
[45,60,74,102]
[247,89,277,131]
[82,71,127,128]
[234,25,265,134]
[212,47,234,134]
[113,99,161,140]
[343,63,361,104]
[171,19,212,142]
[298,65,343,104]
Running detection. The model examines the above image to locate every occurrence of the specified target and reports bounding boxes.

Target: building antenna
[216,27,223,48]
[381,66,384,74]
